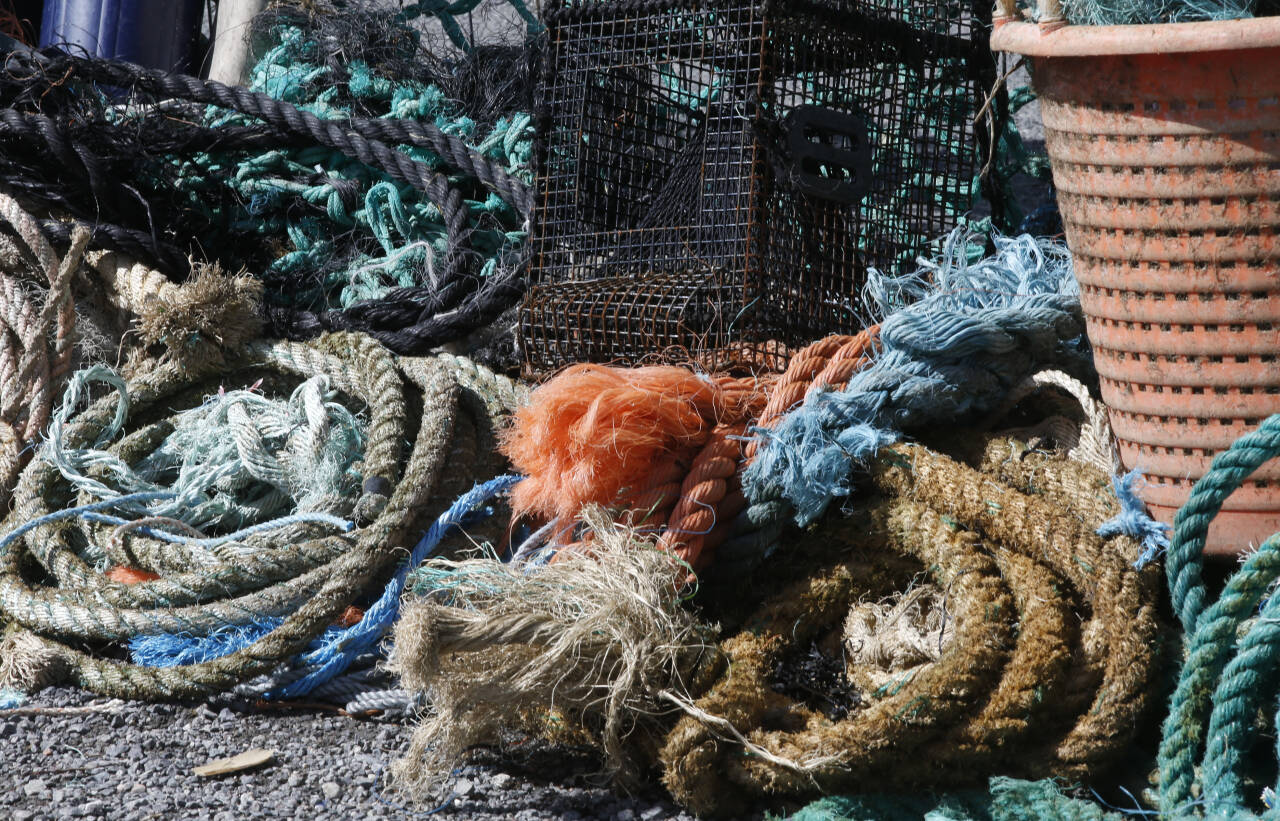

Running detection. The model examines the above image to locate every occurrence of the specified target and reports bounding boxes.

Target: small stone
[489,773,513,789]
[23,779,45,798]
[321,781,341,800]
[130,783,145,793]
[218,708,235,721]
[642,808,666,821]
[52,788,65,803]
[614,810,637,821]
[82,801,105,817]
[0,720,13,738]
[288,772,304,788]
[13,811,33,821]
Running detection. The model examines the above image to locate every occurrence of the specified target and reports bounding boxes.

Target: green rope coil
[1158,413,1280,817]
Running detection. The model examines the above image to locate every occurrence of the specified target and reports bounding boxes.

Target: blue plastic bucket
[40,0,204,72]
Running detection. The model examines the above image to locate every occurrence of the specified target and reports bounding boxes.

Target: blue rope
[0,491,175,556]
[129,476,519,686]
[1097,470,1171,569]
[268,474,519,698]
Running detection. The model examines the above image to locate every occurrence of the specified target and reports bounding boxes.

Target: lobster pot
[522,0,1000,374]
[993,18,1280,555]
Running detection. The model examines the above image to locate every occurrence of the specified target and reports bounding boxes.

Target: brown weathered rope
[659,438,1162,815]
[0,193,88,502]
[660,495,1015,816]
[869,442,1162,778]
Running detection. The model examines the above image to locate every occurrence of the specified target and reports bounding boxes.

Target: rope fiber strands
[499,330,878,574]
[0,333,524,700]
[659,440,1162,818]
[743,229,1086,529]
[388,508,713,793]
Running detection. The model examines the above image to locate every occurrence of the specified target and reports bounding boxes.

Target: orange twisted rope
[505,329,879,573]
[664,327,878,572]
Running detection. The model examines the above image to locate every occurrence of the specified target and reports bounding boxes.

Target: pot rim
[990,17,1280,57]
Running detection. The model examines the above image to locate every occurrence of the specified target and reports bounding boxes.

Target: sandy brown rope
[870,442,1162,778]
[0,193,89,503]
[657,438,1162,815]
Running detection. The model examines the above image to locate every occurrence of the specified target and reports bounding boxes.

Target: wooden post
[209,0,267,86]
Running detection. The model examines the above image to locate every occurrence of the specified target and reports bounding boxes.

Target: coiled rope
[660,440,1161,817]
[0,333,525,700]
[1157,412,1280,818]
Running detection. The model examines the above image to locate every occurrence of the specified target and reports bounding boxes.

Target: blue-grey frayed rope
[742,229,1086,528]
[0,687,26,709]
[0,491,353,571]
[1098,470,1171,569]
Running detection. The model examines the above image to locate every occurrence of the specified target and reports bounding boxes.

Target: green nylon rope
[188,18,534,314]
[1158,413,1280,818]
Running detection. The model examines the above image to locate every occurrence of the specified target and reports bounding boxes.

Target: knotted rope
[502,329,879,574]
[742,229,1085,528]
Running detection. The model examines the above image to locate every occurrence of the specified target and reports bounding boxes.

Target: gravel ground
[0,687,703,821]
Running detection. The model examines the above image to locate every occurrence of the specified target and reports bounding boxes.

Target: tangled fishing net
[0,0,539,355]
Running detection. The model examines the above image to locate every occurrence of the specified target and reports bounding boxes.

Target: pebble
[0,687,707,820]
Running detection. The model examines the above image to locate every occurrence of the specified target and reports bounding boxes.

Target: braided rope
[1155,414,1280,815]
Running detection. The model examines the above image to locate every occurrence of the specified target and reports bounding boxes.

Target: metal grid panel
[524,0,994,373]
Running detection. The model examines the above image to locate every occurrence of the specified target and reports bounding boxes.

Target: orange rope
[662,327,879,572]
[521,330,878,573]
[658,422,745,571]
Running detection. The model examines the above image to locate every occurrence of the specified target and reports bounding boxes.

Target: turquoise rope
[1158,413,1280,818]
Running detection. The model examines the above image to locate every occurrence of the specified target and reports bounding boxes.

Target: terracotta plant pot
[992,17,1280,555]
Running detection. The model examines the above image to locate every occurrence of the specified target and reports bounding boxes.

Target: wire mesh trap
[521,0,1003,374]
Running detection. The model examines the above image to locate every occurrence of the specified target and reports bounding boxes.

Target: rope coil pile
[0,332,524,702]
[658,439,1162,816]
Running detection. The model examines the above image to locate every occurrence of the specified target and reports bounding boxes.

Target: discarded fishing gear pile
[0,1,538,354]
[379,228,1166,815]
